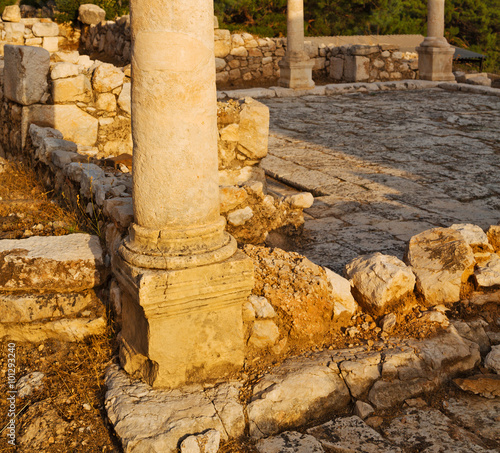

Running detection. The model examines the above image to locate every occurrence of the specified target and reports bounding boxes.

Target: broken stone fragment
[323,268,358,318]
[227,206,253,226]
[2,5,21,22]
[78,4,106,25]
[237,98,270,160]
[484,345,500,374]
[92,63,125,93]
[285,192,314,209]
[474,253,500,288]
[405,227,475,306]
[486,225,500,253]
[345,252,416,315]
[354,400,375,419]
[248,295,276,319]
[249,320,279,348]
[453,374,500,399]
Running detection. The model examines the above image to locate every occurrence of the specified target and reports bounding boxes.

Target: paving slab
[260,89,500,273]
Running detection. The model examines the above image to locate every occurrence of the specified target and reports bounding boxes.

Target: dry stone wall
[0,5,77,55]
[79,17,418,86]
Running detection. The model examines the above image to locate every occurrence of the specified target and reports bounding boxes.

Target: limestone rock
[3,45,50,106]
[103,197,134,229]
[285,193,314,209]
[354,401,375,419]
[214,29,231,58]
[96,92,117,111]
[339,352,381,398]
[0,317,106,342]
[0,234,105,292]
[249,320,279,348]
[52,74,91,103]
[17,372,45,398]
[474,253,500,287]
[92,63,125,93]
[43,36,58,52]
[405,228,475,305]
[180,430,220,453]
[78,4,106,25]
[384,408,496,452]
[2,5,21,22]
[484,345,500,374]
[454,374,500,399]
[487,225,500,253]
[466,76,492,87]
[247,357,350,438]
[28,104,99,145]
[105,365,229,453]
[307,416,401,453]
[205,382,246,439]
[380,313,397,332]
[243,245,335,341]
[444,395,500,442]
[219,186,247,213]
[51,62,80,80]
[324,268,358,318]
[32,22,59,37]
[118,82,131,114]
[345,253,416,315]
[237,98,270,160]
[0,290,102,323]
[228,206,253,226]
[249,295,276,319]
[256,432,324,453]
[450,223,491,252]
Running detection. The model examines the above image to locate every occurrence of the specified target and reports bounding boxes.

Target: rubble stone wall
[80,17,418,85]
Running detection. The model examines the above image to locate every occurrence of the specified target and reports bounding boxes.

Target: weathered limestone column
[278,0,315,89]
[113,0,253,388]
[416,0,455,81]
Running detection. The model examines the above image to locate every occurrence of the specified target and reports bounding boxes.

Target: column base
[416,45,455,81]
[113,250,254,389]
[278,58,315,90]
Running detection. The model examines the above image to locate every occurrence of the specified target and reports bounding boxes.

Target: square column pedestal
[278,58,315,89]
[416,45,455,81]
[113,251,254,389]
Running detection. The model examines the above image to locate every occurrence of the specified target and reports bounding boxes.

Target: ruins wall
[80,17,418,85]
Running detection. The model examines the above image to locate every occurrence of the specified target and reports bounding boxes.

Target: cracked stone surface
[260,88,500,273]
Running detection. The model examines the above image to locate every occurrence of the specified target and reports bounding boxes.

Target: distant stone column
[278,0,315,89]
[114,0,253,389]
[417,0,455,81]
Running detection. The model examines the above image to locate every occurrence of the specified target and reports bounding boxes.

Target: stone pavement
[260,87,500,273]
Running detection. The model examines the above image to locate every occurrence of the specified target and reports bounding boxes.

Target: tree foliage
[215,0,500,72]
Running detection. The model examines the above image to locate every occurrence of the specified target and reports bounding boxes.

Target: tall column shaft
[278,0,314,89]
[417,0,455,81]
[121,0,236,269]
[287,0,306,61]
[427,0,445,39]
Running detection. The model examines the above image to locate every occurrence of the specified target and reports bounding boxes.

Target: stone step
[0,233,105,292]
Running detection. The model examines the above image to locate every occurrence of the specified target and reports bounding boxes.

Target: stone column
[278,0,315,89]
[416,0,455,81]
[114,0,253,389]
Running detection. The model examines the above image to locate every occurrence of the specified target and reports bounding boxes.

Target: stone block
[237,98,269,160]
[214,29,231,58]
[278,58,315,89]
[78,4,106,25]
[4,23,25,41]
[27,104,98,145]
[51,62,80,79]
[344,56,370,82]
[329,57,344,80]
[0,234,105,292]
[32,22,59,37]
[52,74,92,103]
[114,251,254,388]
[3,45,50,105]
[92,62,125,92]
[349,45,379,56]
[42,36,59,52]
[2,5,21,22]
